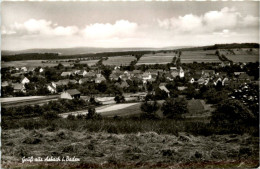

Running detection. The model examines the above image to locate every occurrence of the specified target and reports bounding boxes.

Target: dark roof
[66,89,80,95]
[12,83,24,90]
[238,73,250,79]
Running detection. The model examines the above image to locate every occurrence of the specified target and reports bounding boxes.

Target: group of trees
[2,99,89,120]
[140,98,189,119]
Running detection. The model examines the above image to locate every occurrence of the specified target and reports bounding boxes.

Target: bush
[114,94,125,103]
[42,111,59,120]
[211,99,256,126]
[162,98,188,119]
[67,114,76,120]
[140,101,160,119]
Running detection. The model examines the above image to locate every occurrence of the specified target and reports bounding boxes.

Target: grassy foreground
[1,117,259,168]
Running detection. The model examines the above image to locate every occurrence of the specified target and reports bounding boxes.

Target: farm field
[2,59,99,68]
[225,55,259,63]
[79,60,99,66]
[2,60,60,68]
[2,128,259,168]
[136,53,176,65]
[181,50,221,63]
[103,56,136,66]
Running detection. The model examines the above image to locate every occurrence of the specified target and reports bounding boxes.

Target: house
[238,73,251,82]
[79,77,93,84]
[219,61,231,67]
[60,89,81,99]
[85,71,96,78]
[69,80,78,84]
[178,86,187,91]
[120,74,130,81]
[55,79,70,86]
[72,70,81,75]
[78,70,88,76]
[47,82,57,93]
[142,73,152,81]
[222,77,229,86]
[95,76,106,84]
[1,81,9,87]
[110,74,119,81]
[213,77,222,86]
[21,76,30,85]
[11,73,22,77]
[202,70,215,77]
[115,81,129,88]
[27,67,35,72]
[171,70,179,78]
[165,73,173,81]
[234,72,245,76]
[170,67,177,70]
[112,69,123,75]
[189,74,201,83]
[39,68,44,73]
[12,83,25,93]
[159,85,170,94]
[132,70,142,75]
[159,83,170,97]
[61,72,72,77]
[20,67,27,72]
[179,67,185,78]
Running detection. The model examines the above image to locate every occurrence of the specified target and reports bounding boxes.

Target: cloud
[2,19,78,36]
[2,19,138,40]
[157,7,259,33]
[81,20,138,39]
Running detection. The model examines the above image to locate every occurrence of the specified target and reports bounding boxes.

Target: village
[1,51,259,118]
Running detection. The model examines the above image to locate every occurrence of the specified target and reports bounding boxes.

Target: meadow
[2,118,259,168]
[136,53,176,65]
[181,50,221,63]
[103,56,136,66]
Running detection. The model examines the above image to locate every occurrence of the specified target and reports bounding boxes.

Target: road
[59,102,140,118]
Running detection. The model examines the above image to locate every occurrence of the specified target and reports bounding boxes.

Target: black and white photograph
[1,1,259,168]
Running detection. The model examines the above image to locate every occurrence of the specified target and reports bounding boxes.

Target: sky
[2,1,259,50]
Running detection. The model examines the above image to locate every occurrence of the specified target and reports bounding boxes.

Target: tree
[140,101,160,119]
[211,99,256,126]
[161,98,188,119]
[154,88,168,100]
[86,107,97,119]
[114,94,125,103]
[101,67,112,80]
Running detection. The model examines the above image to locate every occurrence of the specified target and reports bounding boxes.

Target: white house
[78,70,88,76]
[47,82,57,93]
[61,72,72,77]
[179,67,185,78]
[21,67,27,72]
[39,68,44,73]
[47,84,56,93]
[21,77,30,85]
[60,89,81,100]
